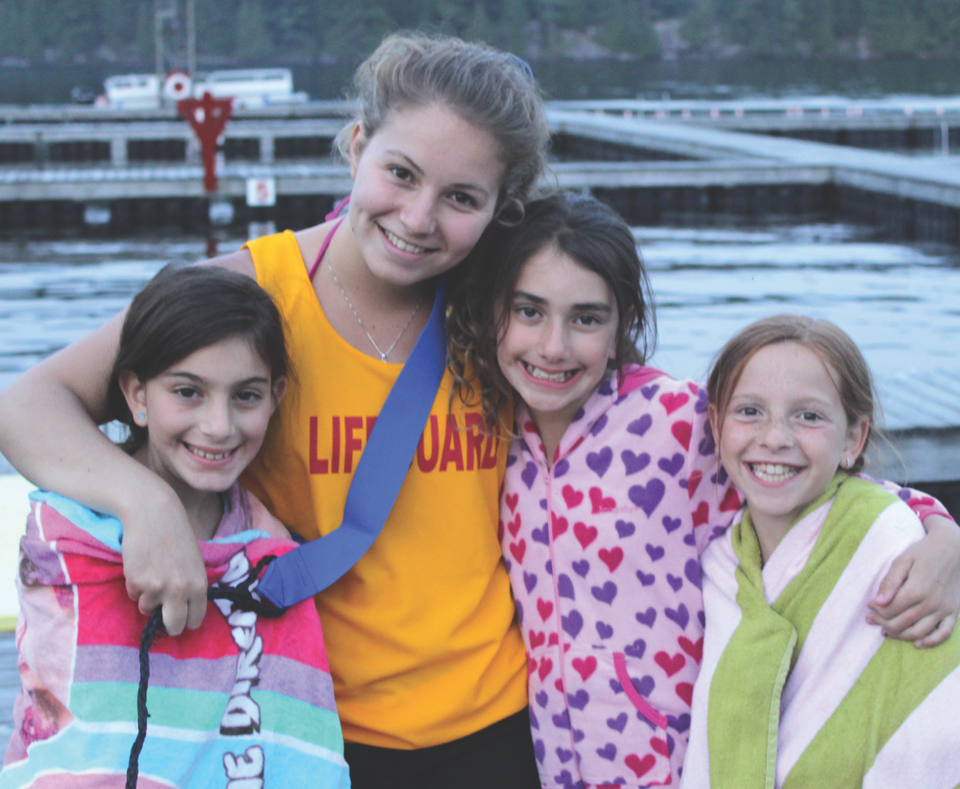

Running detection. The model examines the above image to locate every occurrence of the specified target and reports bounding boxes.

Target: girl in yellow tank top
[239,34,552,787]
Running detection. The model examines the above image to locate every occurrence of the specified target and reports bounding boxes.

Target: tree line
[0,0,958,65]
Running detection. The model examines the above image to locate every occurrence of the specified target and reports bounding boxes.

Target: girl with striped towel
[1,267,349,788]
[684,315,960,789]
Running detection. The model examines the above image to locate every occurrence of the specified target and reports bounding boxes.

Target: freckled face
[497,245,619,431]
[347,104,505,287]
[121,337,286,500]
[714,341,868,534]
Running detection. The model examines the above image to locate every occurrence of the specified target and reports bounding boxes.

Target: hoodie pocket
[563,646,672,787]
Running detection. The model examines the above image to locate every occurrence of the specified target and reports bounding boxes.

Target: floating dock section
[549,109,960,243]
[0,98,958,240]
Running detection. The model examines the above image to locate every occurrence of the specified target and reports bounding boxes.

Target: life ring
[163,72,193,101]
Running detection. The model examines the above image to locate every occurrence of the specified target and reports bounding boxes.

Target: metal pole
[154,0,164,87]
[186,0,196,77]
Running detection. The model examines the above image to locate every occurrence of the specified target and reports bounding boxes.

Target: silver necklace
[328,262,424,363]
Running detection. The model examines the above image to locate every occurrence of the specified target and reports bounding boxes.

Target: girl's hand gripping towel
[1,488,350,789]
[683,474,960,789]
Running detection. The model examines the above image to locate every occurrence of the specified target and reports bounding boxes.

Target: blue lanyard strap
[257,278,448,608]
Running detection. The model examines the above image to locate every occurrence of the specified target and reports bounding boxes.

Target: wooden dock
[0,161,353,202]
[0,99,958,242]
[553,96,960,152]
[549,109,960,202]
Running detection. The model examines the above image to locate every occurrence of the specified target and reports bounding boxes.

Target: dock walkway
[550,110,960,208]
[2,103,959,245]
[0,161,353,202]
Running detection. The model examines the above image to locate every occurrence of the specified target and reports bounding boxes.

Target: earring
[844,457,852,469]
[138,412,146,423]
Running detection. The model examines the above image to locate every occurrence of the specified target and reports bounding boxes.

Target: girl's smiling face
[497,245,619,439]
[712,341,869,545]
[347,103,505,287]
[120,337,286,502]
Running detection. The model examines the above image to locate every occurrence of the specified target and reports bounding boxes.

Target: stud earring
[844,457,852,469]
[138,412,146,423]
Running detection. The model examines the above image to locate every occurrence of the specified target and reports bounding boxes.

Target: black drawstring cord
[125,554,286,787]
[125,607,162,789]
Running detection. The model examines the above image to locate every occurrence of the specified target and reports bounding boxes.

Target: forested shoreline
[0,0,958,67]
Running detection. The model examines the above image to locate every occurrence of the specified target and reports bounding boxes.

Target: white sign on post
[246,177,276,207]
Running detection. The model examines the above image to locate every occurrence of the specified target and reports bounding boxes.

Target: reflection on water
[1,224,959,472]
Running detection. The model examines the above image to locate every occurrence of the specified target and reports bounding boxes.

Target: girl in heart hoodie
[447,191,957,789]
[503,365,726,788]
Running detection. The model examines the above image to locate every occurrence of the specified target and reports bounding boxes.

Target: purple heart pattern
[499,369,729,788]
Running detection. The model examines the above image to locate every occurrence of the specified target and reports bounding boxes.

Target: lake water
[2,222,959,474]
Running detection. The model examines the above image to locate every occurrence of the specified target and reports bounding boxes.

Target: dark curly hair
[447,191,657,430]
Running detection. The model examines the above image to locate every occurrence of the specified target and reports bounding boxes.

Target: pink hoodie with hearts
[501,365,952,789]
[501,366,731,789]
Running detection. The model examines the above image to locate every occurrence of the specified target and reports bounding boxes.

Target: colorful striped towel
[1,486,350,788]
[683,473,960,789]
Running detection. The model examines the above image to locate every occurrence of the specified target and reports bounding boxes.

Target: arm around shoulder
[869,510,960,648]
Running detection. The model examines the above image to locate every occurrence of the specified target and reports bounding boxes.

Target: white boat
[101,68,308,110]
[101,73,164,109]
[196,69,308,108]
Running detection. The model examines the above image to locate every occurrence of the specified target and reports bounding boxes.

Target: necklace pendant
[328,260,424,366]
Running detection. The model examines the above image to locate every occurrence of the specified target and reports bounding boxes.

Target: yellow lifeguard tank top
[242,231,527,749]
